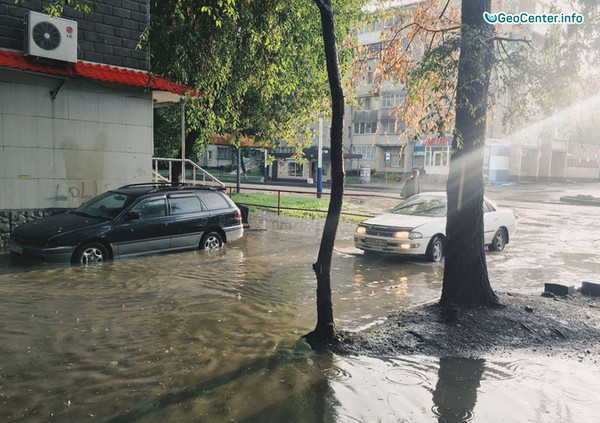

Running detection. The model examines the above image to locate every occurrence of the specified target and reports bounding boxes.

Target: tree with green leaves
[149,0,363,163]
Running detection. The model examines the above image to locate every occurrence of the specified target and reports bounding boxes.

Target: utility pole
[318,116,323,199]
[236,147,241,194]
[181,100,186,183]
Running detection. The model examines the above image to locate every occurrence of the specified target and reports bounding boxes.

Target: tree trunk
[175,129,199,183]
[305,0,345,344]
[440,0,501,309]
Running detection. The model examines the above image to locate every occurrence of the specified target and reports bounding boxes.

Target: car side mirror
[125,212,141,221]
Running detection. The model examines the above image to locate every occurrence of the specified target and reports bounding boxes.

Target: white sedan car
[354,192,516,262]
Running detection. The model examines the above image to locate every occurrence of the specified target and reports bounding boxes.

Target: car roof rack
[117,182,222,194]
[118,182,189,188]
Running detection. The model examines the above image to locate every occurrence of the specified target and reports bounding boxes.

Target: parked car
[9,183,243,264]
[354,192,516,262]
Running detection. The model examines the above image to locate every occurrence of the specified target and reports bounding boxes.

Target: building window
[380,118,405,134]
[287,161,303,177]
[412,155,425,169]
[351,146,376,160]
[207,150,213,160]
[384,17,396,28]
[275,147,295,154]
[425,146,450,167]
[366,42,382,58]
[217,146,232,160]
[382,93,402,108]
[370,20,382,31]
[353,121,378,134]
[392,150,404,168]
[358,96,371,110]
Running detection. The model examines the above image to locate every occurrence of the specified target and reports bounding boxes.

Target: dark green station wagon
[9,183,244,264]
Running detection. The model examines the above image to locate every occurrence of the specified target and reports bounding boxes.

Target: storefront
[424,136,452,176]
[270,148,331,183]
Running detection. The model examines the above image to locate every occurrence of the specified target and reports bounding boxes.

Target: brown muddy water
[1,205,599,422]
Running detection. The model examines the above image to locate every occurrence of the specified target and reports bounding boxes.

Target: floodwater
[1,183,600,422]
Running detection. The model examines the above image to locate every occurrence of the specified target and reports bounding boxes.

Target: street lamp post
[264,148,268,183]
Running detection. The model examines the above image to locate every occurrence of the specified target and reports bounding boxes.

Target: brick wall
[0,0,149,70]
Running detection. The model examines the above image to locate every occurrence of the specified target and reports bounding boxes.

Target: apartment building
[277,0,598,184]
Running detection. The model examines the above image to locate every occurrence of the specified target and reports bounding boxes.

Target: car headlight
[393,231,410,239]
[410,232,423,239]
[356,226,367,235]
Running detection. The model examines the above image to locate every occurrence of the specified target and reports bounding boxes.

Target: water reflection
[325,355,600,423]
[432,358,485,422]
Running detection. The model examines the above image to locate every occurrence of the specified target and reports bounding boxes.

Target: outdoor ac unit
[24,11,78,63]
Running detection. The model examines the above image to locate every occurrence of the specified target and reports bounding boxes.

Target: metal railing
[226,185,399,219]
[152,158,226,189]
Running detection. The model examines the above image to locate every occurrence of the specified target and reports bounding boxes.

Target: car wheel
[489,228,507,252]
[200,232,223,250]
[426,236,444,262]
[75,242,108,265]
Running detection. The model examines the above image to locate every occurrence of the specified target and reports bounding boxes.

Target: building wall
[0,0,149,70]
[0,70,153,210]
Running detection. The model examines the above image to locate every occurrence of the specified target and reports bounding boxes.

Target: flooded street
[1,183,599,422]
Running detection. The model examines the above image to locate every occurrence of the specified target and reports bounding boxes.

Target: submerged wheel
[426,236,444,262]
[200,232,223,250]
[489,228,507,252]
[74,242,108,265]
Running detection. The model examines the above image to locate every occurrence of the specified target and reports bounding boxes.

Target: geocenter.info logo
[483,12,584,24]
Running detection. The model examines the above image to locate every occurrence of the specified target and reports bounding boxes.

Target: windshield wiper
[417,206,446,214]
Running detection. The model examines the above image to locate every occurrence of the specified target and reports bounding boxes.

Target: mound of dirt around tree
[328,292,600,362]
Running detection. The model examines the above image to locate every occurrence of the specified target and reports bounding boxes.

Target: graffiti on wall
[45,181,99,203]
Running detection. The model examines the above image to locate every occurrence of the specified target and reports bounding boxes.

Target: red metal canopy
[0,48,192,96]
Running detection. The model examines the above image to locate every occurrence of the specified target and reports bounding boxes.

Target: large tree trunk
[305,0,345,344]
[440,0,500,309]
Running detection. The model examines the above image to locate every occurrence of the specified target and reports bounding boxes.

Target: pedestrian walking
[401,170,421,198]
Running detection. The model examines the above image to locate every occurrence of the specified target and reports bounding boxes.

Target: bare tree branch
[491,36,534,47]
[414,22,461,34]
[439,0,451,19]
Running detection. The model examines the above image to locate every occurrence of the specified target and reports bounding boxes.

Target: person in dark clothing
[401,170,421,198]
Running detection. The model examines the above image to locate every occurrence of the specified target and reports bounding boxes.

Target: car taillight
[237,210,242,220]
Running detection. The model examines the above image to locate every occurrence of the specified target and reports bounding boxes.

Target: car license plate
[365,238,387,247]
[9,245,23,254]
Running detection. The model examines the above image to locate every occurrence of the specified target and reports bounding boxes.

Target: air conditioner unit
[24,11,78,63]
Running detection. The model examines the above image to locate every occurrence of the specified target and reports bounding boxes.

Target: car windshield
[74,192,136,220]
[390,195,447,217]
